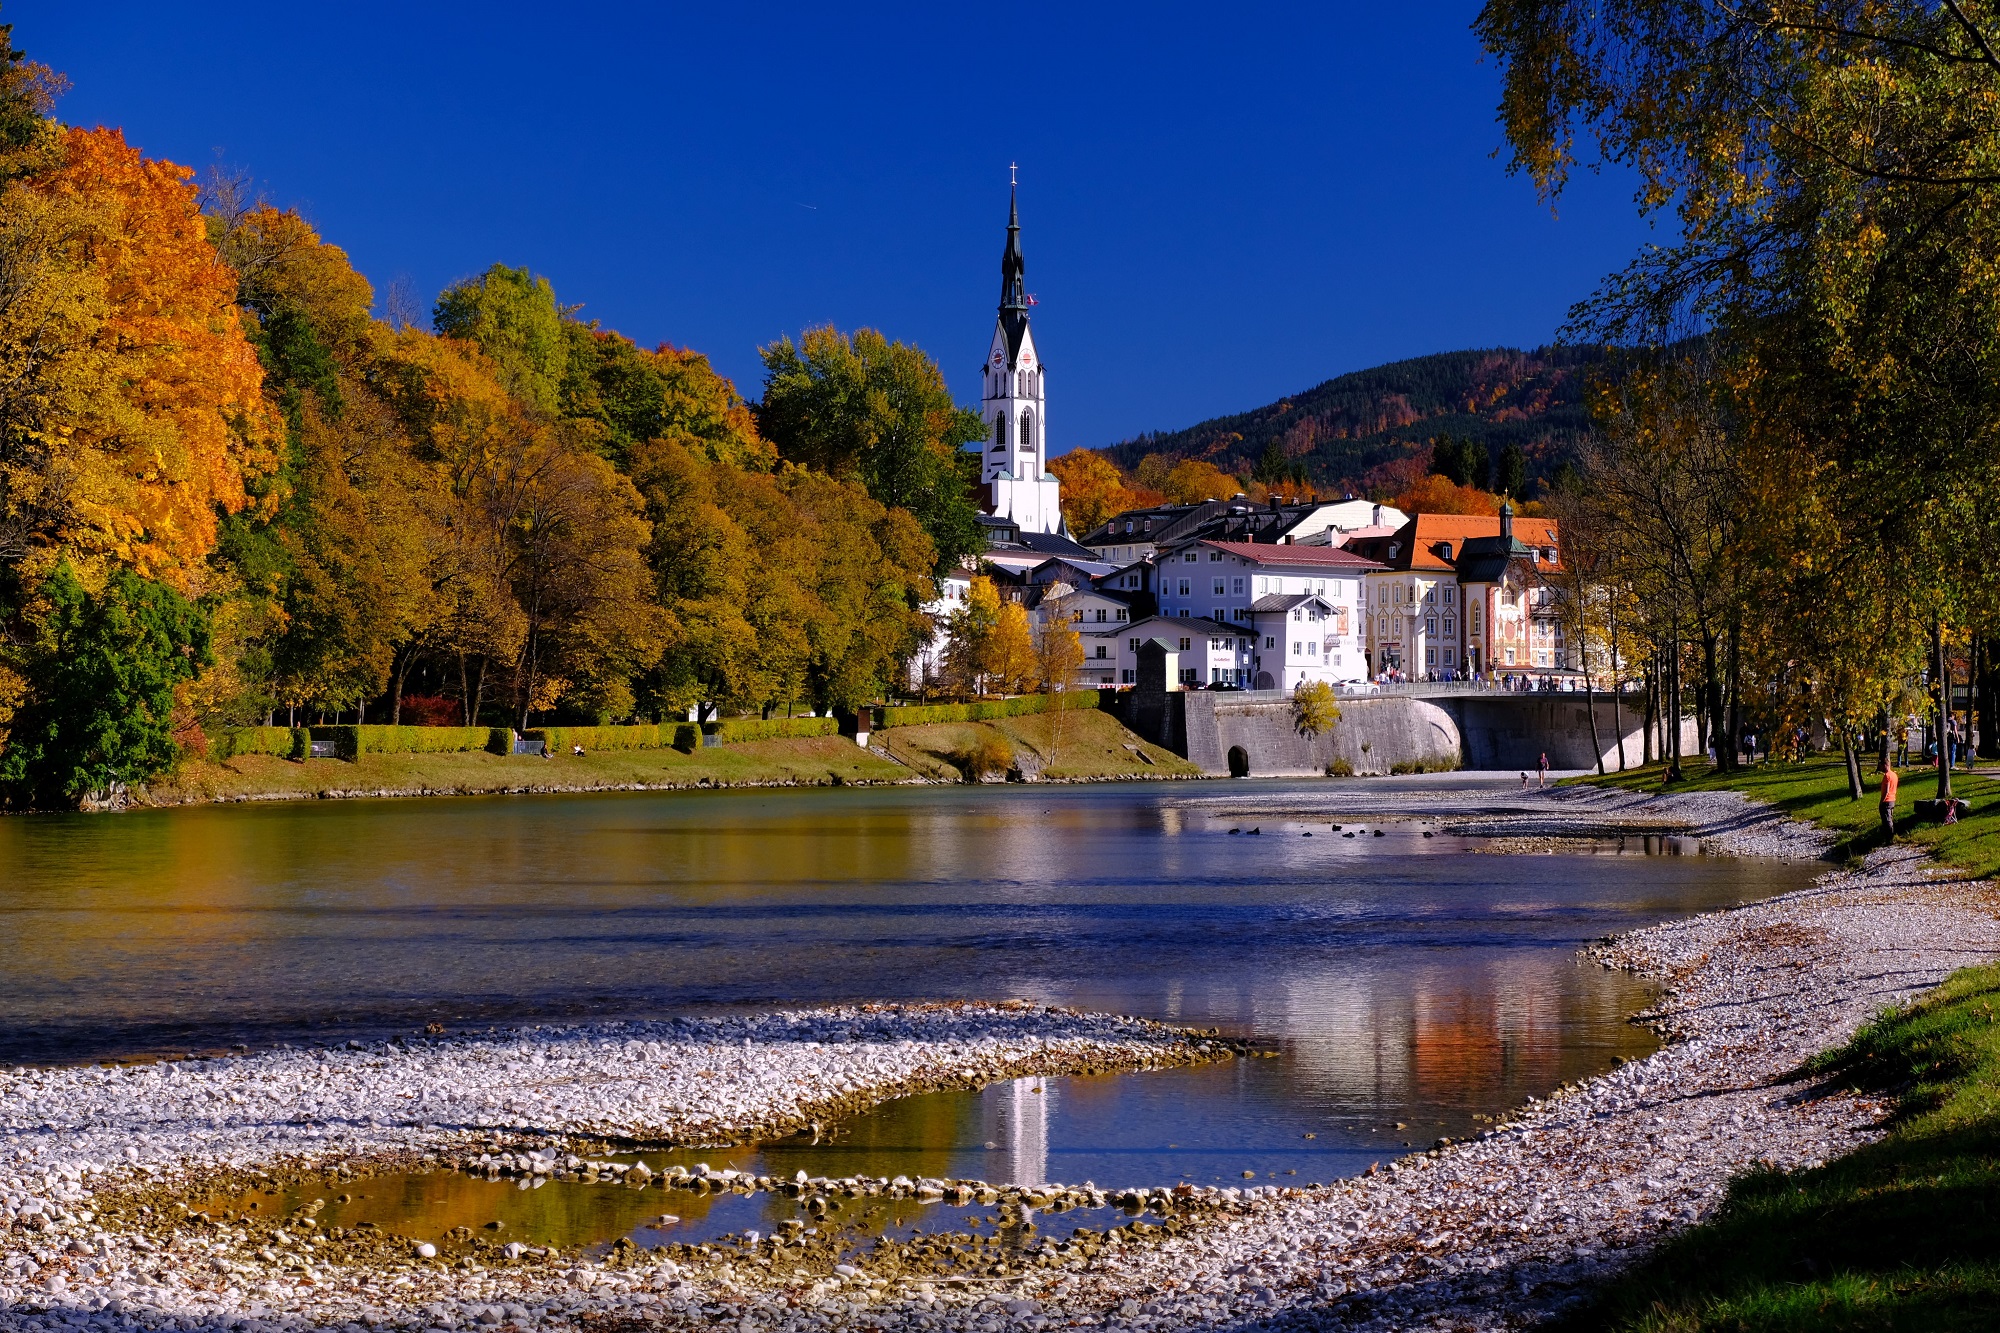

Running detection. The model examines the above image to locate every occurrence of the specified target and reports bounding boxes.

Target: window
[1212,579,1226,596]
[1232,577,1245,594]
[1094,645,1108,659]
[992,416,1006,452]
[1292,609,1303,622]
[1180,667,1199,684]
[1116,609,1128,621]
[1443,647,1455,666]
[1505,647,1516,665]
[1184,552,1198,563]
[1443,586,1455,606]
[1121,669,1135,683]
[1443,616,1455,636]
[1178,637,1192,651]
[1256,577,1268,594]
[1178,578,1191,596]
[1426,647,1436,667]
[1424,587,1434,604]
[1071,609,1083,623]
[1209,550,1223,561]
[1179,609,1190,617]
[1095,609,1107,622]
[1264,636,1275,648]
[1128,638,1140,652]
[1426,616,1437,636]
[1019,410,1035,448]
[1471,608,1482,635]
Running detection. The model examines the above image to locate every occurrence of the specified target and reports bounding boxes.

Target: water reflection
[0,779,1814,1179]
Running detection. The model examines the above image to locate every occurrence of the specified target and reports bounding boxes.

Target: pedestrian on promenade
[1880,764,1900,843]
[1537,752,1549,788]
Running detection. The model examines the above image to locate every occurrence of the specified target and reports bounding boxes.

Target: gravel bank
[5,788,1998,1333]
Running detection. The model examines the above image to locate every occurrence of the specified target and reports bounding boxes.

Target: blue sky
[20,2,1656,451]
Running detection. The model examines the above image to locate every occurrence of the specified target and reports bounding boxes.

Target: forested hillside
[1101,346,1603,494]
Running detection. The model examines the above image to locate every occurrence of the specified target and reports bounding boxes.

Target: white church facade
[978,188,1065,536]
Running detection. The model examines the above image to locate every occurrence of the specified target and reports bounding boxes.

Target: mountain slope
[1102,346,1604,490]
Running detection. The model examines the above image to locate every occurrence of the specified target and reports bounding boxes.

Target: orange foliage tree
[1047,449,1132,532]
[29,128,278,587]
[1394,473,1502,517]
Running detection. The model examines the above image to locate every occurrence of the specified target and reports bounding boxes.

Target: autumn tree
[1032,611,1087,766]
[1047,449,1132,532]
[757,326,985,573]
[1292,679,1340,739]
[1160,458,1242,504]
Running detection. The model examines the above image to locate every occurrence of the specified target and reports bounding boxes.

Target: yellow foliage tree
[1047,449,1131,532]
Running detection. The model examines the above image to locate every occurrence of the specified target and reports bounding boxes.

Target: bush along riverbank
[1552,757,2000,1330]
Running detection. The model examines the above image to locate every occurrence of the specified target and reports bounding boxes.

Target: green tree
[1496,441,1528,499]
[757,326,985,573]
[433,264,569,414]
[0,562,210,807]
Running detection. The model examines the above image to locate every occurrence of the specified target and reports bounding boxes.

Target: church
[977,186,1066,536]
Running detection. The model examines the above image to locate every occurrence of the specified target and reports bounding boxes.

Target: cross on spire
[1009,161,1017,186]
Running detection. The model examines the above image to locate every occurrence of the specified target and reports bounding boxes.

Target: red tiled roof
[1199,540,1384,569]
[1353,514,1560,571]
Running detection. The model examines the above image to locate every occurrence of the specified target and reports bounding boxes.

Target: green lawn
[1555,756,2000,1331]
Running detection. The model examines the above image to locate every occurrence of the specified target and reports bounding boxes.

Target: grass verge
[146,710,1197,806]
[1555,755,2000,1330]
[1579,755,2000,879]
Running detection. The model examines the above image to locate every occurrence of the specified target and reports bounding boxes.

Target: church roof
[997,187,1032,368]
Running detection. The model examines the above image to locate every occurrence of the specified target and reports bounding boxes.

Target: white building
[909,567,973,691]
[978,187,1064,535]
[1080,615,1254,688]
[1151,540,1381,687]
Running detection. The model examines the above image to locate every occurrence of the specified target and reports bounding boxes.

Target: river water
[0,777,1812,1192]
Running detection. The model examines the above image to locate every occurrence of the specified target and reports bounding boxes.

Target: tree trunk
[1725,619,1743,766]
[1642,660,1657,767]
[1935,620,1954,801]
[1843,729,1864,800]
[1978,634,2000,759]
[1666,636,1684,781]
[391,646,418,726]
[1698,633,1725,771]
[1609,600,1626,771]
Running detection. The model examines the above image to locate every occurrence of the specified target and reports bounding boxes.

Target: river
[0,776,1812,1188]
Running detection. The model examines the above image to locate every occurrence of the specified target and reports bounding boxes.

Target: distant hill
[1101,346,1604,493]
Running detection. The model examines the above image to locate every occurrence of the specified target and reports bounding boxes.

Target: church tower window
[1020,410,1034,448]
[993,415,1007,452]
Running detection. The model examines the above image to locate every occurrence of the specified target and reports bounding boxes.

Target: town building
[1151,539,1380,687]
[1080,497,1407,566]
[1344,508,1565,680]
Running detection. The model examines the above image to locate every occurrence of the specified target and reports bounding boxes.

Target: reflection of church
[978,187,1065,536]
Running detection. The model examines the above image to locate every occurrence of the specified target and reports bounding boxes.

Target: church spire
[1000,185,1027,313]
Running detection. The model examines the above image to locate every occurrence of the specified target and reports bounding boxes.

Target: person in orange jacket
[1880,764,1900,842]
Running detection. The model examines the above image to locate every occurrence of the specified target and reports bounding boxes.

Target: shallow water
[0,777,1815,1187]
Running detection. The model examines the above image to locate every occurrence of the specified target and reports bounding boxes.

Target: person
[572,744,586,756]
[1520,770,1530,790]
[1880,764,1899,843]
[1537,751,1549,788]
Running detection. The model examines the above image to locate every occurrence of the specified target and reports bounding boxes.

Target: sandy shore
[4,785,1998,1332]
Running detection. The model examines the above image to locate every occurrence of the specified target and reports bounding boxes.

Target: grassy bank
[873,706,1199,782]
[1562,756,2000,1330]
[143,709,1197,806]
[1582,754,2000,879]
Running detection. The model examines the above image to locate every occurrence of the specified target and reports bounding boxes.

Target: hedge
[875,691,1100,729]
[710,716,840,744]
[528,724,679,754]
[213,727,307,761]
[300,725,503,760]
[528,717,841,754]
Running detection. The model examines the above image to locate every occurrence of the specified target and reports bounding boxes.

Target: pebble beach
[5,784,1998,1332]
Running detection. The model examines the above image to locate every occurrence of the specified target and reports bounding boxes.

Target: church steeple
[1000,186,1027,313]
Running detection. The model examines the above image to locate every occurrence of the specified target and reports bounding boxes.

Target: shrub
[959,733,1014,780]
[214,727,298,761]
[398,694,462,727]
[877,692,1100,729]
[304,725,494,760]
[1326,758,1355,777]
[1292,680,1341,739]
[530,724,676,755]
[486,728,514,755]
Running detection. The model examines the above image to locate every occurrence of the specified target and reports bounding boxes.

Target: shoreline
[4,786,1996,1331]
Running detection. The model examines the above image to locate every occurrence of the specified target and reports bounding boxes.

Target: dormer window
[1438,542,1453,561]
